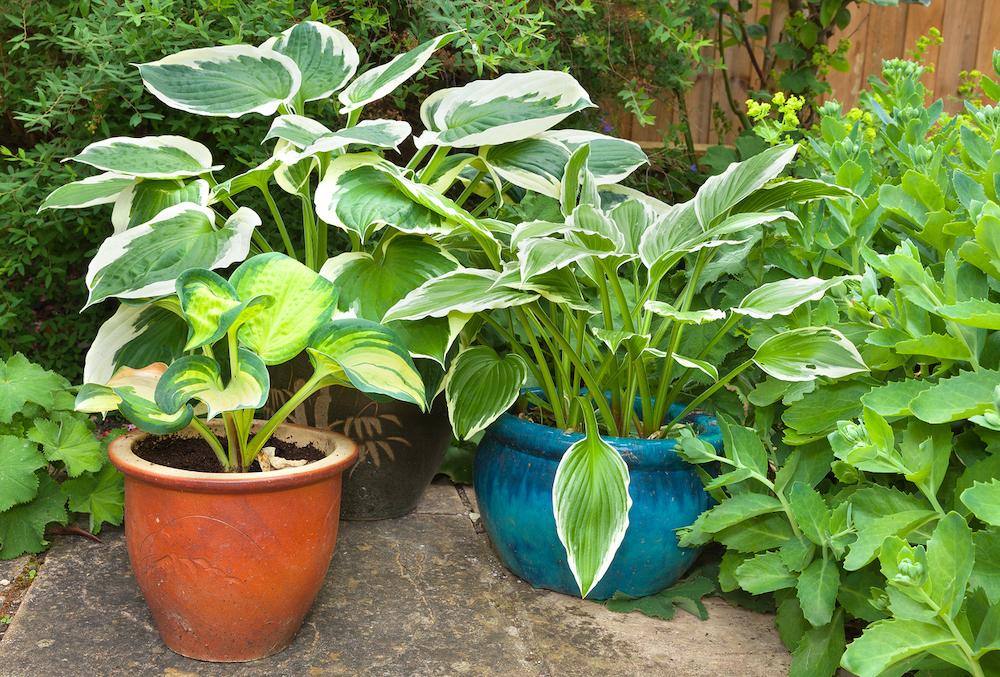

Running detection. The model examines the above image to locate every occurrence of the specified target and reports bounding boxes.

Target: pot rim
[109,421,358,493]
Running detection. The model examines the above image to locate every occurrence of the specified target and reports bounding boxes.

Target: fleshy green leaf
[27,413,104,477]
[138,44,301,117]
[0,436,47,511]
[261,21,358,102]
[840,618,955,677]
[681,493,783,545]
[789,612,845,677]
[736,551,797,593]
[604,574,713,621]
[787,482,830,547]
[735,276,858,319]
[61,463,123,535]
[155,350,270,419]
[909,370,1000,424]
[962,480,1000,526]
[0,474,68,559]
[0,353,69,423]
[861,379,934,417]
[68,136,221,178]
[937,299,1000,329]
[553,405,632,598]
[796,558,839,626]
[445,347,527,440]
[753,327,868,382]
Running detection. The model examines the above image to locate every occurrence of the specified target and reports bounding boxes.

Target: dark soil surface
[134,434,325,473]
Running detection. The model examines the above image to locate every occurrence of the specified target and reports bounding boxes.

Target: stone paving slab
[0,484,790,676]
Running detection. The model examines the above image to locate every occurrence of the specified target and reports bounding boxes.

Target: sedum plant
[75,253,425,472]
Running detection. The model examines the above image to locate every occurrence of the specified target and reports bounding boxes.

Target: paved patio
[0,482,790,676]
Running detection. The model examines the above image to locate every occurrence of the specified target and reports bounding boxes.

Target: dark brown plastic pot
[108,422,357,662]
[267,356,452,520]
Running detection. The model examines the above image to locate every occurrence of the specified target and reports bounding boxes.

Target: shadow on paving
[0,483,790,676]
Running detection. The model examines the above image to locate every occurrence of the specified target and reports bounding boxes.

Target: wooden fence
[623,0,1000,148]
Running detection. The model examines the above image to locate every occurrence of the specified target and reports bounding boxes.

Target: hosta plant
[0,354,123,558]
[76,253,426,472]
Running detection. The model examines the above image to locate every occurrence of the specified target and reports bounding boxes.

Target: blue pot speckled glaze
[474,402,721,600]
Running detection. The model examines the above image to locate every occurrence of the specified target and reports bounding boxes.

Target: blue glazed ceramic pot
[474,403,721,600]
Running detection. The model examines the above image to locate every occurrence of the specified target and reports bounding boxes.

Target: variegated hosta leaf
[264,114,335,147]
[176,268,273,351]
[670,353,719,381]
[383,268,538,322]
[339,32,460,114]
[502,265,596,313]
[38,173,134,212]
[445,346,528,439]
[608,198,658,256]
[77,364,193,434]
[85,204,259,307]
[752,327,868,382]
[518,233,620,281]
[281,119,414,162]
[68,136,221,179]
[230,253,338,365]
[643,302,725,325]
[308,319,427,409]
[553,406,632,598]
[695,144,798,228]
[542,130,647,185]
[112,178,210,233]
[415,71,594,149]
[209,154,286,202]
[273,139,317,195]
[138,45,301,118]
[734,275,860,320]
[260,21,359,102]
[155,350,269,419]
[82,303,188,385]
[319,234,461,364]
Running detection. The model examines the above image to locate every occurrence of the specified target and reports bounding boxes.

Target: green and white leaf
[81,302,188,386]
[138,44,301,117]
[339,32,459,114]
[445,347,528,439]
[85,203,259,306]
[518,234,620,281]
[68,136,221,179]
[735,276,859,319]
[112,178,210,233]
[283,119,413,162]
[542,129,647,184]
[383,268,537,322]
[264,114,334,147]
[643,302,725,324]
[415,70,594,148]
[155,350,269,419]
[695,144,798,227]
[753,327,868,382]
[553,406,632,598]
[308,319,426,409]
[39,172,134,212]
[260,21,359,102]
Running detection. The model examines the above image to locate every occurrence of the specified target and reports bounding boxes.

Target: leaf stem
[260,183,296,258]
[188,418,228,469]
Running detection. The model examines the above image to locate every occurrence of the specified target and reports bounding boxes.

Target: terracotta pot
[109,422,357,662]
[266,355,452,520]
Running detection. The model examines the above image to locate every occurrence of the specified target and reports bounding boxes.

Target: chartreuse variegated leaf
[909,369,1000,424]
[74,383,123,416]
[230,253,338,365]
[445,346,528,440]
[752,327,868,382]
[308,319,426,409]
[416,70,594,148]
[80,364,193,435]
[82,303,188,386]
[176,269,272,351]
[27,413,104,477]
[85,203,259,306]
[38,172,134,212]
[695,144,798,227]
[68,136,221,178]
[735,276,859,319]
[0,353,69,423]
[937,299,1000,329]
[261,21,359,102]
[383,268,537,322]
[113,178,210,232]
[0,436,47,511]
[155,349,269,419]
[962,480,1000,526]
[553,405,632,598]
[138,45,301,118]
[339,32,459,114]
[319,235,461,364]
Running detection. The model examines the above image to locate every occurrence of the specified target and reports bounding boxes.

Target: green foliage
[0,354,123,559]
[605,569,714,621]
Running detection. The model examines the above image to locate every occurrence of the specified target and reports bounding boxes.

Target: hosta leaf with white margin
[735,276,860,319]
[752,327,868,382]
[507,265,596,313]
[85,203,259,306]
[229,253,338,365]
[445,346,528,440]
[77,364,193,435]
[415,70,594,148]
[733,178,858,213]
[339,32,459,114]
[909,370,1000,424]
[264,114,334,147]
[0,474,68,559]
[138,45,301,118]
[266,117,412,158]
[208,153,287,202]
[553,405,632,598]
[155,349,270,419]
[961,480,1000,526]
[383,268,538,322]
[176,268,273,351]
[319,234,462,364]
[260,21,359,102]
[643,302,725,324]
[272,139,317,195]
[27,413,104,477]
[0,353,70,423]
[694,144,798,227]
[518,233,620,281]
[61,463,124,535]
[544,130,647,185]
[0,436,47,511]
[82,303,188,386]
[936,299,1000,329]
[112,178,210,233]
[39,173,134,212]
[608,197,658,256]
[308,319,426,409]
[67,136,221,179]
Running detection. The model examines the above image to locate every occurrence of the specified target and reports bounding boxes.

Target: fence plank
[975,2,1000,75]
[903,1,945,96]
[861,4,909,94]
[934,0,984,110]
